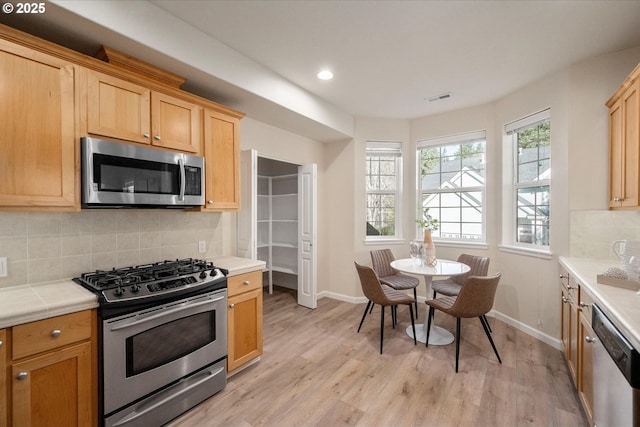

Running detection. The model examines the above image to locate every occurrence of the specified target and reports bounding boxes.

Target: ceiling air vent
[426,92,452,102]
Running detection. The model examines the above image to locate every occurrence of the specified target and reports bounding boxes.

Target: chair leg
[380,305,385,354]
[425,306,433,347]
[369,303,375,314]
[391,305,396,329]
[455,318,461,373]
[409,305,416,345]
[358,301,372,332]
[483,314,492,333]
[480,316,501,364]
[413,288,418,319]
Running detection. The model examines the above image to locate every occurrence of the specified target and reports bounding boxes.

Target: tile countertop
[560,256,640,350]
[0,257,264,330]
[0,279,98,329]
[213,256,266,276]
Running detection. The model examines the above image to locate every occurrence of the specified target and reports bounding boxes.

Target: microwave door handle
[178,158,185,202]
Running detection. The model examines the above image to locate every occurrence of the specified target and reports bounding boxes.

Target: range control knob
[199,270,209,279]
[114,287,125,297]
[131,284,141,293]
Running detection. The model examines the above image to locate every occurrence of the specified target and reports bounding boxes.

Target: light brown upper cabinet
[0,39,77,210]
[202,109,241,211]
[607,63,640,209]
[86,70,202,153]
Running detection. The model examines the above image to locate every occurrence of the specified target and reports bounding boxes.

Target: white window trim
[365,141,403,242]
[416,130,487,243]
[503,108,551,252]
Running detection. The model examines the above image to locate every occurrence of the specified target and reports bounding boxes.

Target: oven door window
[94,154,179,195]
[125,311,216,377]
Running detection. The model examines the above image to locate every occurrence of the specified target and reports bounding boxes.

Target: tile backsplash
[0,210,225,288]
[570,210,640,260]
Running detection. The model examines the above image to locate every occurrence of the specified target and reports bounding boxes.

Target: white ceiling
[4,1,640,142]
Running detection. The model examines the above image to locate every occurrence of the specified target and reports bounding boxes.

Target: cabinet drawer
[228,271,263,297]
[12,310,92,360]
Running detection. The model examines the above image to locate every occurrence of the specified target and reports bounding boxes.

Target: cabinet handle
[559,274,568,279]
[154,135,161,141]
[613,197,624,202]
[207,200,214,205]
[579,302,590,308]
[562,296,570,304]
[229,303,235,309]
[0,340,3,348]
[16,372,28,381]
[567,285,576,290]
[585,336,596,344]
[143,133,150,139]
[51,329,61,337]
[243,280,250,286]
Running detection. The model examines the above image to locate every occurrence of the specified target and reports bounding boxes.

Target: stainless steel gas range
[74,258,228,427]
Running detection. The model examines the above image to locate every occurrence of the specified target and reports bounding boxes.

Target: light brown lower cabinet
[0,329,6,427]
[4,310,97,427]
[578,310,595,424]
[227,270,263,372]
[560,265,595,426]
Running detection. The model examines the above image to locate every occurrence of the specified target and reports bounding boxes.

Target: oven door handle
[110,364,226,427]
[109,295,224,332]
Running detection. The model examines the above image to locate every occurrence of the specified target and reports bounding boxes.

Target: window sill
[434,240,489,250]
[364,238,406,246]
[498,244,553,260]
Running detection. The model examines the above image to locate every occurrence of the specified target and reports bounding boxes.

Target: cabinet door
[203,109,240,211]
[151,92,201,153]
[12,341,93,427]
[227,287,263,372]
[578,312,595,424]
[621,81,639,207]
[0,330,6,427]
[0,40,76,208]
[87,71,151,144]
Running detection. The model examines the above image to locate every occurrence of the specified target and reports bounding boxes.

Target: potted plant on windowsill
[415,207,439,266]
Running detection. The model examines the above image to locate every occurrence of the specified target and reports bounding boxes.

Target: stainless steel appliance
[74,259,227,427]
[81,137,205,208]
[592,304,640,427]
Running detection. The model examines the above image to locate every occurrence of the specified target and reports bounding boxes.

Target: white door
[237,149,257,259]
[298,164,317,309]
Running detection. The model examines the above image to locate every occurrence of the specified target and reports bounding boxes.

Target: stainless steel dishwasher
[592,304,640,427]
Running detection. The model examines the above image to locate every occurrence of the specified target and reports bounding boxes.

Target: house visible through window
[365,142,402,239]
[506,109,551,248]
[416,131,486,242]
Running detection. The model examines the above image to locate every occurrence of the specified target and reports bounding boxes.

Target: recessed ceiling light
[317,70,334,80]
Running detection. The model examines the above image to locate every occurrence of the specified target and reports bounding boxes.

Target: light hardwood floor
[168,287,589,427]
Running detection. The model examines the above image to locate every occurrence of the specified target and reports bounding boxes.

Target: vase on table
[423,229,437,267]
[409,240,424,266]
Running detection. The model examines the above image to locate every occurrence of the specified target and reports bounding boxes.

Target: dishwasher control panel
[593,304,640,388]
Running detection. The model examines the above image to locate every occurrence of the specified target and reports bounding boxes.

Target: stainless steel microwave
[81,137,205,208]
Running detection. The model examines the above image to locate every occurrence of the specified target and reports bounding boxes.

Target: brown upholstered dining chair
[432,254,490,298]
[432,254,491,330]
[354,262,417,354]
[425,273,502,372]
[370,249,420,318]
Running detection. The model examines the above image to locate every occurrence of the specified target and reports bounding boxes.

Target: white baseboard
[317,292,562,351]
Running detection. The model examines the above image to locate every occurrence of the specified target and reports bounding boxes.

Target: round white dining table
[390,258,470,345]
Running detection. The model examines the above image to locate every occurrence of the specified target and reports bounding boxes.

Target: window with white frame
[365,141,402,240]
[416,131,486,242]
[505,109,551,248]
